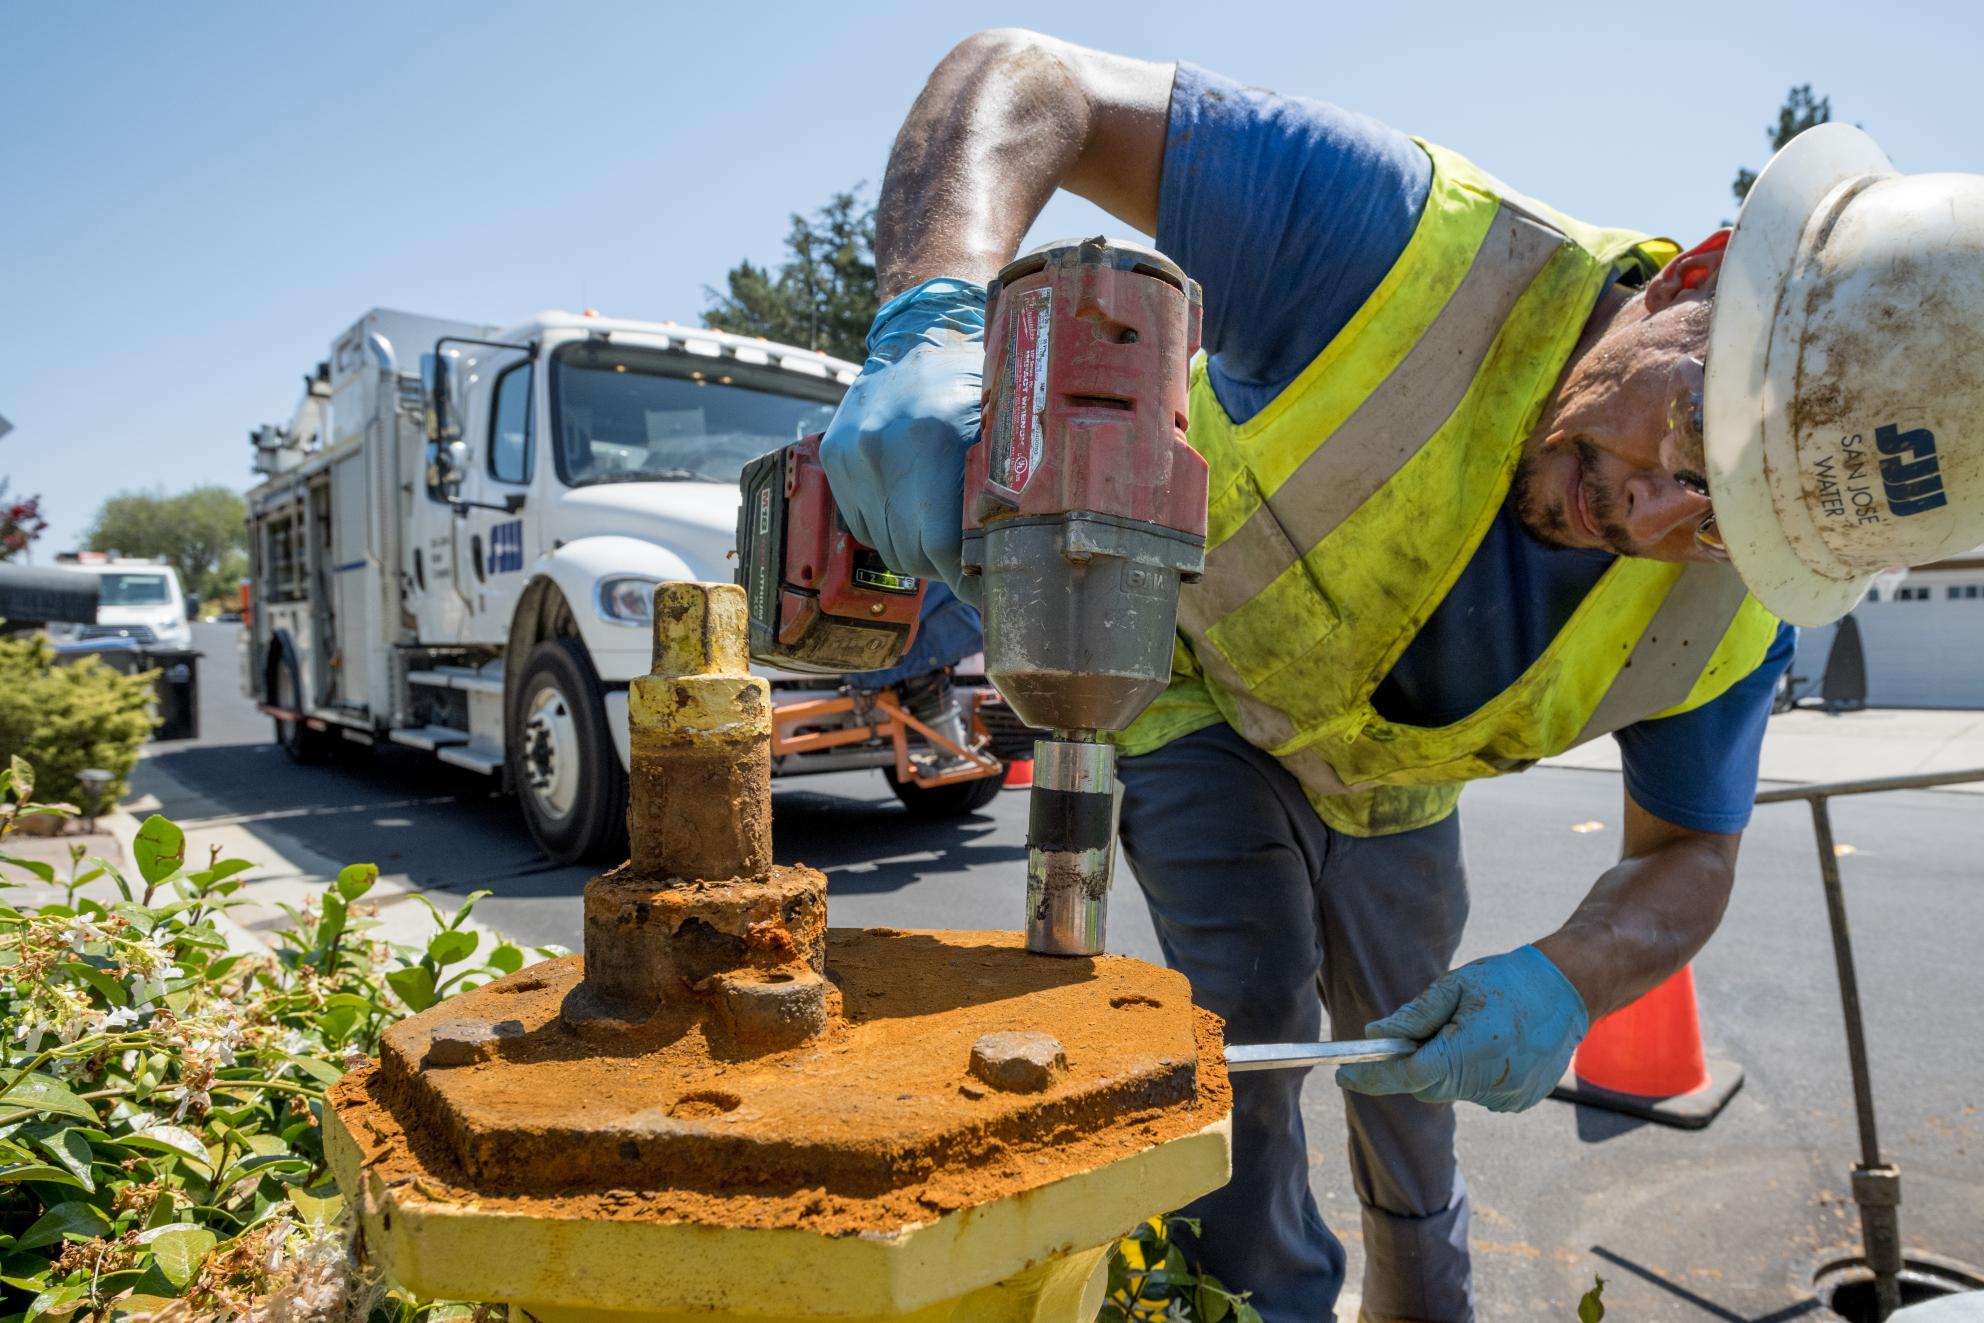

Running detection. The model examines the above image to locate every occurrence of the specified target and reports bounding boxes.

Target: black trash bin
[48,636,147,675]
[142,648,202,742]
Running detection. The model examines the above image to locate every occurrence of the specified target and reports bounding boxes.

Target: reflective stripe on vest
[1186,198,1567,622]
[1572,562,1754,745]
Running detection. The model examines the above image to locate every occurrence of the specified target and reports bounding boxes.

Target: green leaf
[318,1005,360,1041]
[18,1200,110,1250]
[242,1132,289,1157]
[215,1153,309,1190]
[335,863,378,901]
[145,1226,217,1289]
[386,965,437,1011]
[1198,1282,1233,1322]
[1233,1302,1265,1323]
[284,1054,345,1087]
[488,943,526,974]
[122,1124,210,1168]
[32,1130,94,1192]
[110,902,156,934]
[0,1072,99,1125]
[319,884,347,936]
[64,960,129,1007]
[132,1220,202,1242]
[0,1162,86,1189]
[0,855,55,884]
[131,816,186,887]
[427,929,478,967]
[448,888,494,929]
[26,1280,86,1323]
[286,1182,343,1226]
[9,756,33,803]
[1578,1275,1606,1323]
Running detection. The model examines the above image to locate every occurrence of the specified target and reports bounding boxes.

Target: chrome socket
[1025,737,1118,956]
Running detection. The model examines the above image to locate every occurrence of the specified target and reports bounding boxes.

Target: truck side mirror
[422,351,463,444]
[426,438,470,505]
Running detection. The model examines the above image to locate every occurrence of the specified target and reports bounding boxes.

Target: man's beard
[1511,439,1633,555]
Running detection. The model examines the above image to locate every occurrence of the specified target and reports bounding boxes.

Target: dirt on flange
[331,928,1230,1237]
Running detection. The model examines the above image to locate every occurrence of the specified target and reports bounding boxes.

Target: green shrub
[0,759,538,1322]
[0,636,154,810]
[1102,1216,1262,1322]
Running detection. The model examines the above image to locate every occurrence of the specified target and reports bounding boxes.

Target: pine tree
[704,188,878,363]
[1733,85,1832,205]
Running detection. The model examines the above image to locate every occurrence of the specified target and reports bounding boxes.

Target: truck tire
[512,638,627,865]
[883,766,1005,818]
[271,648,332,764]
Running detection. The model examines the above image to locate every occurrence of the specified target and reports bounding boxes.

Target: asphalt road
[149,623,1984,1320]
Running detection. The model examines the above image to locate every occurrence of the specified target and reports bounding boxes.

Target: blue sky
[4,2,1979,556]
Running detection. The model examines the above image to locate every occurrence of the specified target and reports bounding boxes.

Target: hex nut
[424,1018,524,1068]
[712,969,829,1050]
[968,1031,1068,1094]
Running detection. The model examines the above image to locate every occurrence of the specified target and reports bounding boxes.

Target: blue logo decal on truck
[489,519,525,573]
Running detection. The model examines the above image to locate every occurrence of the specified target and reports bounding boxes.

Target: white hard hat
[1705,123,1984,626]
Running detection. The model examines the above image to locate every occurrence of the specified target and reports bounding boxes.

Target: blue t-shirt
[1156,63,1793,834]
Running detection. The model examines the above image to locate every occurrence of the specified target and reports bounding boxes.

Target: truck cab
[412,312,851,856]
[244,309,1000,866]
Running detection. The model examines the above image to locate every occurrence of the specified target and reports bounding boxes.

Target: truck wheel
[883,767,1005,818]
[271,649,331,764]
[512,638,627,865]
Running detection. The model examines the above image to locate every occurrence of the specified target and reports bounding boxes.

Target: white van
[52,554,194,650]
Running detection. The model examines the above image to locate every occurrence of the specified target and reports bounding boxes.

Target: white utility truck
[242,309,1003,864]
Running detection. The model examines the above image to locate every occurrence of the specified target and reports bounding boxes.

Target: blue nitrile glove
[1335,945,1590,1113]
[819,277,987,601]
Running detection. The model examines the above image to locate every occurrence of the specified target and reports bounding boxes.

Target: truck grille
[79,624,156,645]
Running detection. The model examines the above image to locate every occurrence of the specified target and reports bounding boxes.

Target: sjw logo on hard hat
[1875,424,1948,517]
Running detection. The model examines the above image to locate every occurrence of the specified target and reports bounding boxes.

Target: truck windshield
[549,341,842,486]
[96,573,172,606]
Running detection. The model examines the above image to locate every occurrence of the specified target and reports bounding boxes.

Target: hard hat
[1704,123,1984,626]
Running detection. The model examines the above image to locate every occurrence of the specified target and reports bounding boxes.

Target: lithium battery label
[991,286,1051,493]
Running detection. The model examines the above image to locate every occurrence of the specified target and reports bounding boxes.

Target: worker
[818,31,1984,1323]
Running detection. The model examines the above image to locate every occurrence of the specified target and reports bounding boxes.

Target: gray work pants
[1118,723,1475,1323]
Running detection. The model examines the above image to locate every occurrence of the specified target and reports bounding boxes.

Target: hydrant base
[326,1101,1227,1319]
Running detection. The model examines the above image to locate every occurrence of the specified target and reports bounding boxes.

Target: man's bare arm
[1533,791,1741,1020]
[875,29,1173,297]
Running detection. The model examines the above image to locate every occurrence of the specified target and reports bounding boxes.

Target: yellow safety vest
[1118,143,1781,836]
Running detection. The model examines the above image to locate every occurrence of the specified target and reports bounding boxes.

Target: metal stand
[1755,766,1984,1320]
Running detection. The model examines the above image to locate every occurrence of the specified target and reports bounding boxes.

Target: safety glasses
[1670,356,1723,555]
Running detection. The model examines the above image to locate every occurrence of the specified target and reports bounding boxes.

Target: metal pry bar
[1224,1038,1420,1072]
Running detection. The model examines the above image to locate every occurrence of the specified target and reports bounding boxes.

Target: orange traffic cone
[1550,963,1744,1128]
[1002,758,1034,788]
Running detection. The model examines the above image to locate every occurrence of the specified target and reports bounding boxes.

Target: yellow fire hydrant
[327,583,1232,1322]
